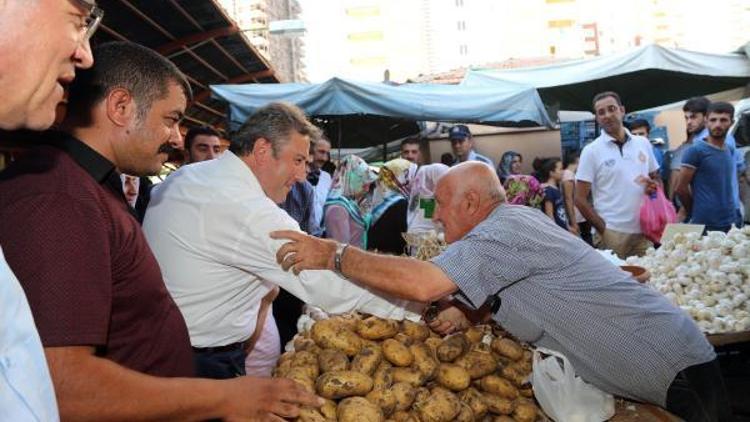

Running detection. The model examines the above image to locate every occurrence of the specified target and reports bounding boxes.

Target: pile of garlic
[626,226,750,334]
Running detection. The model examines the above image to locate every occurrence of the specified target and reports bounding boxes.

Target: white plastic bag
[532,347,615,422]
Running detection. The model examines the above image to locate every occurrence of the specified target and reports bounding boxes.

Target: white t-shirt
[143,152,420,348]
[576,129,659,234]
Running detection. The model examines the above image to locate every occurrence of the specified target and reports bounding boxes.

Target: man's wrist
[334,242,349,273]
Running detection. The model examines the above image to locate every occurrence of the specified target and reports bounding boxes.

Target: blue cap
[449,124,471,140]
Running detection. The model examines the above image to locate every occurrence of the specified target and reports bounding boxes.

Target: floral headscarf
[327,155,377,201]
[325,155,377,230]
[370,158,417,225]
[497,150,522,183]
[503,175,543,208]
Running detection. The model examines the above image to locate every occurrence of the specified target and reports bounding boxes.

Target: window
[459,44,468,55]
[347,31,384,42]
[455,0,464,7]
[547,19,574,28]
[346,6,380,17]
[457,20,466,31]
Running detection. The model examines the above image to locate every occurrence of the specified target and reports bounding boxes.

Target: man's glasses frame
[73,0,104,42]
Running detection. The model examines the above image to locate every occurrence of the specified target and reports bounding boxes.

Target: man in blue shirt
[448,124,494,167]
[676,102,739,232]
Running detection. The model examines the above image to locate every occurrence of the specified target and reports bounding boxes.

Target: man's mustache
[158,143,177,155]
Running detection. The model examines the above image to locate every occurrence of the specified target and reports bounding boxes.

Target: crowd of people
[0,2,743,422]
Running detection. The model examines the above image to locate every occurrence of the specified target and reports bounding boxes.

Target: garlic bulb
[627,226,750,334]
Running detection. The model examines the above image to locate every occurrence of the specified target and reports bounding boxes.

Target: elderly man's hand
[221,376,324,421]
[270,230,338,275]
[426,305,470,335]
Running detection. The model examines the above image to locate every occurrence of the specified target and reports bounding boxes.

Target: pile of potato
[274,314,541,422]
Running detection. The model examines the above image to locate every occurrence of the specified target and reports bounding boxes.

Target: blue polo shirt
[682,140,738,230]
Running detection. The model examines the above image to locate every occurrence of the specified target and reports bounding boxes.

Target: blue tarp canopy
[211,77,554,145]
[462,44,750,112]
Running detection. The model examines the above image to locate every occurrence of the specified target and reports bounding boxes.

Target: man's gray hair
[231,102,320,157]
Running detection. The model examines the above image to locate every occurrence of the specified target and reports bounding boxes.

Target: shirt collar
[601,128,632,146]
[221,150,264,194]
[44,131,115,183]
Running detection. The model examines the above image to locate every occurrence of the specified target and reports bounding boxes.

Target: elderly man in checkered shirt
[272,162,733,422]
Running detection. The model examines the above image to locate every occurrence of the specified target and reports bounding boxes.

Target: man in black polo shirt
[0,41,320,421]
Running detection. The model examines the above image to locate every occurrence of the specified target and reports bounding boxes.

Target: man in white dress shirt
[143,102,419,379]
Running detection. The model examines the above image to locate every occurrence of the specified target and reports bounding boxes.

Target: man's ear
[105,88,136,127]
[464,190,480,215]
[252,137,273,164]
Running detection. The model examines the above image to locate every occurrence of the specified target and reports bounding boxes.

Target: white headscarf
[407,163,449,233]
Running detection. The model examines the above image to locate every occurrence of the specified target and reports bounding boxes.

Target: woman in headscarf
[323,155,377,249]
[367,158,418,255]
[407,163,450,234]
[497,150,523,184]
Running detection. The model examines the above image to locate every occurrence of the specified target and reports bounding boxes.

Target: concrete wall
[428,127,563,174]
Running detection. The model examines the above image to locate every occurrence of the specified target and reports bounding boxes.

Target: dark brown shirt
[0,132,193,377]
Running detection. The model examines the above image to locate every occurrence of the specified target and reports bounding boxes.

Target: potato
[357,316,400,340]
[275,357,293,377]
[367,388,397,416]
[491,338,523,361]
[500,365,527,387]
[294,337,320,353]
[320,399,337,420]
[482,394,515,415]
[383,381,414,411]
[410,343,438,379]
[278,351,295,366]
[373,361,394,390]
[455,402,474,422]
[455,350,497,379]
[318,348,349,373]
[492,416,515,422]
[464,326,486,343]
[519,386,534,398]
[513,400,538,422]
[284,367,315,393]
[414,386,430,404]
[413,387,460,422]
[514,358,532,374]
[292,350,319,368]
[480,375,518,399]
[352,344,383,375]
[437,333,469,362]
[316,370,373,399]
[311,319,363,357]
[393,333,415,346]
[337,396,383,422]
[392,367,426,387]
[436,364,471,391]
[424,337,443,355]
[402,320,431,341]
[330,314,361,332]
[298,406,327,422]
[391,411,411,422]
[458,387,488,419]
[382,339,414,367]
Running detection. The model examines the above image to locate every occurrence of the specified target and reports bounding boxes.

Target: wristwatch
[334,243,348,273]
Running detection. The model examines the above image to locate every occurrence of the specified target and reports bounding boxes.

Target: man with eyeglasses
[0,0,97,420]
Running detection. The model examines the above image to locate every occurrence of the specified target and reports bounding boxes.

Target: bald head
[433,162,505,243]
[439,161,505,205]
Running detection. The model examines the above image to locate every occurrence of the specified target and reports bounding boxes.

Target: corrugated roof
[92,0,279,132]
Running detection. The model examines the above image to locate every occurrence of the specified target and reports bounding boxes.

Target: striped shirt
[432,204,715,406]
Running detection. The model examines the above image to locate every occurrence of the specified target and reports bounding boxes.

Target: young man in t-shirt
[575,91,660,259]
[676,102,739,233]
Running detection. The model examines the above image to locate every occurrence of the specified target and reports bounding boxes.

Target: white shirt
[143,152,419,347]
[311,170,331,236]
[0,248,59,421]
[576,129,659,233]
